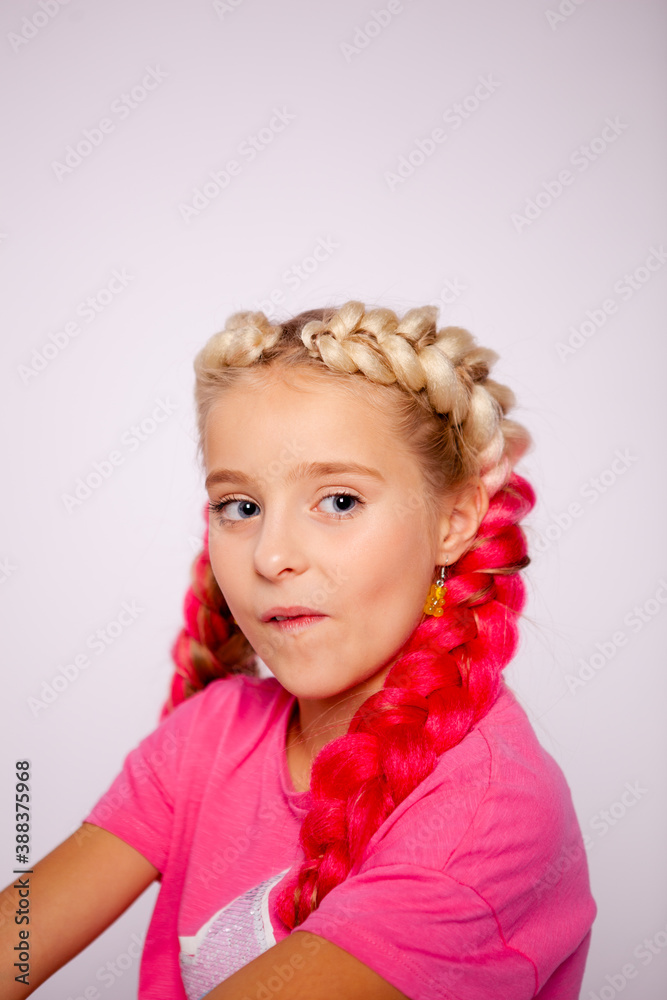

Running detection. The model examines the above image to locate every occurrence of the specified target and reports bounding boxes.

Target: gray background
[1,0,665,997]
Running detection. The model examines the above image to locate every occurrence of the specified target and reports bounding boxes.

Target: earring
[423,559,448,617]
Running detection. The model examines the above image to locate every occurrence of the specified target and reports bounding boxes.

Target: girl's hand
[0,823,158,998]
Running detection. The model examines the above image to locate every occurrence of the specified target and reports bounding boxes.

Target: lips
[261,606,327,622]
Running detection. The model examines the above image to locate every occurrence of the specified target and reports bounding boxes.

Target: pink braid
[159,501,256,721]
[276,471,535,927]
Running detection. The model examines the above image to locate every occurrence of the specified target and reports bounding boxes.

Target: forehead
[203,369,420,479]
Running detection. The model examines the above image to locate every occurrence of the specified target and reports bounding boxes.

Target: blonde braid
[196,300,528,498]
[200,309,283,368]
[298,301,528,498]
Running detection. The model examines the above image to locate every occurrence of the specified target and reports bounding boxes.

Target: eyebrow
[205,461,385,491]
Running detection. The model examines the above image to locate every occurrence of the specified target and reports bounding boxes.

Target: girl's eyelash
[207,495,244,517]
[207,491,364,524]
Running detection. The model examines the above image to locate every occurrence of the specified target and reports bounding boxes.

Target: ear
[435,478,489,566]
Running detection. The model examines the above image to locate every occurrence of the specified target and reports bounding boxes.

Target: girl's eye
[319,492,362,518]
[208,497,259,523]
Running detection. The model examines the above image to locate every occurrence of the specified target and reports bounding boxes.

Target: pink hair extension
[159,501,248,721]
[275,471,535,927]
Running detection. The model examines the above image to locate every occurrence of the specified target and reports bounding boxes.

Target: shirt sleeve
[297,862,539,1000]
[83,692,202,872]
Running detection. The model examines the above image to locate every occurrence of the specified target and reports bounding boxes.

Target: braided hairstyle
[163,300,535,927]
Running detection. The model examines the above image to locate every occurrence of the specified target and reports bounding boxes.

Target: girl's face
[203,370,447,706]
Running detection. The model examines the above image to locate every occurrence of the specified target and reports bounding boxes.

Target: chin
[278,665,387,705]
[282,680,348,702]
[264,666,350,701]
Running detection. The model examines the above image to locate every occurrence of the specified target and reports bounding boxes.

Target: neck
[286,657,398,778]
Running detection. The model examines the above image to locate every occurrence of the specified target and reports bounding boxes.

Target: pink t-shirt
[84,674,596,999]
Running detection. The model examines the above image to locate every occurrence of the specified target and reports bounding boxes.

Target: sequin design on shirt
[179,868,291,1000]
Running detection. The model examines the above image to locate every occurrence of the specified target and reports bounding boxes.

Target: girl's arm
[0,822,158,998]
[202,930,409,1000]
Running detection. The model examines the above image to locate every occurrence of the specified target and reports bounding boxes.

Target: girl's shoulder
[433,681,574,808]
[165,671,290,732]
[122,672,293,784]
[83,672,293,868]
[365,681,585,872]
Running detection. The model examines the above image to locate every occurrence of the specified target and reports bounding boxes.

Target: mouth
[261,606,327,622]
[260,607,328,632]
[265,614,327,632]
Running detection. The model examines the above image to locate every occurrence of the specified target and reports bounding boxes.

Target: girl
[1,300,596,999]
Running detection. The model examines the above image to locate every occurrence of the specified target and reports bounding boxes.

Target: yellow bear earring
[423,558,448,617]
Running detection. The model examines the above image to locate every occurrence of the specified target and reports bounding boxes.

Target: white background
[1,0,666,997]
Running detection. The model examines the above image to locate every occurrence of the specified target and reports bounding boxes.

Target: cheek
[355,515,431,606]
[207,539,234,595]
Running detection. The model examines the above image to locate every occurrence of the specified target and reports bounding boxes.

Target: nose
[252,500,309,581]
